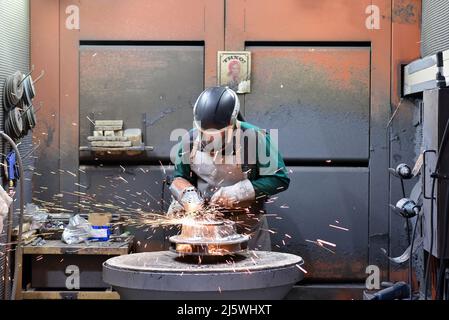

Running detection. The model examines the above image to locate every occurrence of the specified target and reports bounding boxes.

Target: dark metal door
[244,45,371,280]
[79,44,204,160]
[78,44,204,250]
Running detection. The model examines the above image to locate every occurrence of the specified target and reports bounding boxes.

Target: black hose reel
[2,70,37,141]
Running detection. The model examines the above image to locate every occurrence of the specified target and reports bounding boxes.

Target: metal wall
[244,45,370,280]
[0,0,32,299]
[421,0,449,57]
[78,43,204,251]
[79,44,204,161]
[30,0,422,287]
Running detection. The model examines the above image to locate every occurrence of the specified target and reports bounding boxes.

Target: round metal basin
[103,251,304,300]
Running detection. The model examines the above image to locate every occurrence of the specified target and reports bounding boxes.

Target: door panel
[79,44,204,160]
[245,46,370,161]
[79,165,175,252]
[267,167,369,281]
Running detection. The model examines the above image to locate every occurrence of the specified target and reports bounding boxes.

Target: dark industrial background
[0,0,34,299]
[2,0,448,299]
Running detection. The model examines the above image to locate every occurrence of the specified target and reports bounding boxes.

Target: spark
[86,116,95,125]
[158,160,166,174]
[296,264,308,274]
[329,224,349,231]
[317,239,336,247]
[306,239,336,254]
[117,176,128,184]
[66,170,77,177]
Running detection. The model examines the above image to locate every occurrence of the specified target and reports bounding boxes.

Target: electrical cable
[2,72,24,111]
[400,178,412,245]
[436,184,449,299]
[22,74,35,106]
[5,108,24,141]
[424,115,449,300]
[408,212,421,300]
[425,169,437,300]
[0,132,25,300]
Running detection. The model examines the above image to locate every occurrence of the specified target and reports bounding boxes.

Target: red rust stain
[252,48,370,92]
[304,259,367,281]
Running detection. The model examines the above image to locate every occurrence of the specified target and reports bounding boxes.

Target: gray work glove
[210,179,255,209]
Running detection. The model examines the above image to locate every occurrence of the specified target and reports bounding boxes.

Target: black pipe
[409,213,421,299]
[0,132,25,300]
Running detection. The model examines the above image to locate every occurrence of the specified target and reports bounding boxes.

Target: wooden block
[103,131,115,136]
[90,141,132,148]
[94,120,123,127]
[89,213,112,226]
[87,136,129,141]
[124,128,142,146]
[95,126,123,131]
[93,131,103,137]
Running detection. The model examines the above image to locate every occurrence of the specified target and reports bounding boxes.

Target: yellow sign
[217,51,251,94]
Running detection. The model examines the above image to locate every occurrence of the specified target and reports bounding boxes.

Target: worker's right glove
[0,185,13,233]
[210,179,255,209]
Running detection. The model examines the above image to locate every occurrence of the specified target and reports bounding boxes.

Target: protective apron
[171,121,271,250]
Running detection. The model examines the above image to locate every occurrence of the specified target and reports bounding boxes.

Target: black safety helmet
[193,87,240,131]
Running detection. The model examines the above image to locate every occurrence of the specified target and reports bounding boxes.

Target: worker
[168,86,290,250]
[0,185,13,233]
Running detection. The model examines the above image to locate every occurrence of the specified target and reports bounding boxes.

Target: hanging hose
[0,131,25,300]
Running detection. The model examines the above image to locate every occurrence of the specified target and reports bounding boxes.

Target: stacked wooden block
[88,120,132,148]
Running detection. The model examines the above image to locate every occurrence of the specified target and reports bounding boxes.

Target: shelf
[79,145,154,152]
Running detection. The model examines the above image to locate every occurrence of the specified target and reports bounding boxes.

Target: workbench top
[23,239,132,255]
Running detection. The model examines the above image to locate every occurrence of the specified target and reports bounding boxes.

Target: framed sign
[217,51,251,94]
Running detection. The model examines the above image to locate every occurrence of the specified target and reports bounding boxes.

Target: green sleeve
[251,129,290,198]
[173,135,197,185]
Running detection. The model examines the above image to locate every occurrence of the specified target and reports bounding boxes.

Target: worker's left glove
[0,185,13,233]
[210,179,255,208]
